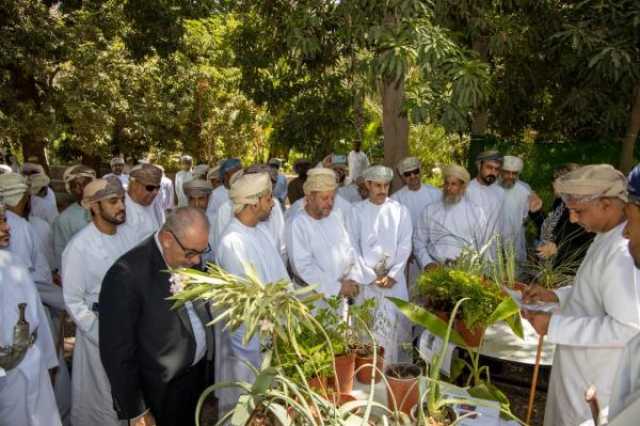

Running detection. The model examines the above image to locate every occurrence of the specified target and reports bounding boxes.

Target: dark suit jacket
[99,236,212,420]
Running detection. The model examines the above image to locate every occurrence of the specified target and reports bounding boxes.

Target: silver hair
[161,206,209,239]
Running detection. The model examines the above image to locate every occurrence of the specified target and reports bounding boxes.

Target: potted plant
[384,362,422,415]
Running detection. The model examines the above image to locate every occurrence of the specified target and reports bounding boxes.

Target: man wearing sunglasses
[100,207,213,426]
[121,163,164,245]
[391,157,440,290]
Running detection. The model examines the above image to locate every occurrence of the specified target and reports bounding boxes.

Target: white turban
[442,164,471,184]
[81,177,125,209]
[397,157,421,174]
[110,157,125,166]
[192,164,210,179]
[0,164,12,175]
[554,164,627,203]
[502,156,523,173]
[183,178,213,197]
[229,172,271,214]
[63,165,96,193]
[0,173,29,207]
[180,155,193,163]
[363,165,393,183]
[303,167,337,194]
[29,173,50,195]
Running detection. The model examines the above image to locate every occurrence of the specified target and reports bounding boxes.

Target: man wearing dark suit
[99,207,213,426]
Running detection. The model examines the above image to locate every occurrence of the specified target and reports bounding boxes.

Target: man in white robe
[392,157,441,290]
[27,170,59,225]
[52,165,95,270]
[174,155,193,207]
[0,205,61,426]
[608,165,640,421]
[212,165,285,257]
[62,178,135,426]
[522,164,640,426]
[347,140,369,183]
[103,156,129,189]
[269,158,288,207]
[120,163,164,245]
[414,165,489,270]
[216,171,290,414]
[498,155,542,263]
[0,173,71,423]
[183,177,216,264]
[287,168,362,296]
[466,150,506,246]
[349,165,412,363]
[206,158,241,217]
[155,165,175,214]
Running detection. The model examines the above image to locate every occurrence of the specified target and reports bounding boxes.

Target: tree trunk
[382,78,409,192]
[619,83,640,174]
[21,137,49,175]
[467,36,490,176]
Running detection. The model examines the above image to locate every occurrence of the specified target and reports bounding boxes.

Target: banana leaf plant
[389,297,523,423]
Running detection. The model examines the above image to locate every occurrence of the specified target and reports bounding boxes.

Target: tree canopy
[0,0,638,172]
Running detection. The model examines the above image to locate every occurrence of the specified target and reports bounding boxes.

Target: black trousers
[153,359,207,426]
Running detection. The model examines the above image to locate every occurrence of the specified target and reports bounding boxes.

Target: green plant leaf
[487,296,524,339]
[388,297,467,347]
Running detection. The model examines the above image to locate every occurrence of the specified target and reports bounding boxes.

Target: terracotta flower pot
[333,352,356,394]
[308,375,329,397]
[355,346,385,384]
[384,363,421,415]
[454,320,485,348]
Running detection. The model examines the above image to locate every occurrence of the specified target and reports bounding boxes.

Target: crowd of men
[2,145,640,426]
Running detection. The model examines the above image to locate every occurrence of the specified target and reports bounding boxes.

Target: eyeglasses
[168,230,211,259]
[145,184,161,192]
[403,169,420,177]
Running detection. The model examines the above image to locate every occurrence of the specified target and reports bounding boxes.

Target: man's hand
[375,275,396,289]
[521,284,559,304]
[522,309,551,336]
[339,279,360,298]
[536,241,558,258]
[529,192,543,213]
[132,412,156,426]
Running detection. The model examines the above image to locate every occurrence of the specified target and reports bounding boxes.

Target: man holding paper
[522,164,640,426]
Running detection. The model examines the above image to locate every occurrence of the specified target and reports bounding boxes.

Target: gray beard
[443,193,463,205]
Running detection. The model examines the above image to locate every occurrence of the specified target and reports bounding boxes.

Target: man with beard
[212,165,286,257]
[414,165,489,270]
[215,171,290,414]
[0,200,62,426]
[349,165,412,363]
[52,165,96,269]
[498,155,541,263]
[100,207,213,426]
[175,155,193,207]
[0,173,71,424]
[522,164,640,425]
[466,150,505,244]
[286,167,363,296]
[62,178,136,426]
[120,163,164,245]
[103,156,130,189]
[207,164,223,191]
